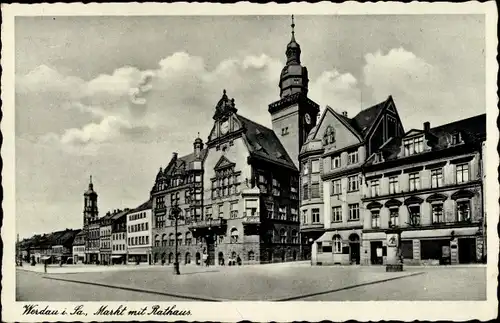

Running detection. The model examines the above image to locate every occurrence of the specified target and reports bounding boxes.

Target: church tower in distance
[83,175,98,228]
[268,15,320,169]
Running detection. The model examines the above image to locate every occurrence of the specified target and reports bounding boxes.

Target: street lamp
[169,200,184,275]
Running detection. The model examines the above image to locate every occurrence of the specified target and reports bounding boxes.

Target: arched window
[168,252,173,264]
[162,234,167,246]
[280,228,287,244]
[176,233,182,246]
[248,250,255,261]
[333,235,342,253]
[291,230,298,244]
[230,228,239,243]
[154,235,160,247]
[185,232,192,245]
[169,233,174,246]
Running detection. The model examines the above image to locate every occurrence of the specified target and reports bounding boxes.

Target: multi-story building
[72,230,86,264]
[111,209,129,264]
[301,97,405,265]
[151,146,207,266]
[361,114,486,265]
[51,229,79,264]
[99,211,114,265]
[83,176,99,263]
[127,200,153,264]
[150,20,318,265]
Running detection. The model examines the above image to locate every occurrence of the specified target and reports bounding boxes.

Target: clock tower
[268,15,320,168]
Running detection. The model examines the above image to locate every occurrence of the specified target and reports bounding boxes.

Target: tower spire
[291,15,296,41]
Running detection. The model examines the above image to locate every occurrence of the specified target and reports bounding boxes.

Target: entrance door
[458,238,476,264]
[349,233,361,265]
[370,241,383,265]
[206,235,215,266]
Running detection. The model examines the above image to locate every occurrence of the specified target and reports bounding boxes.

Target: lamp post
[170,201,183,275]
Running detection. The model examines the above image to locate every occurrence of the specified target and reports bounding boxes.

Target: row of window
[368,164,470,196]
[100,229,111,237]
[303,204,361,224]
[304,151,360,176]
[370,200,472,228]
[129,211,147,221]
[128,222,149,233]
[112,233,126,240]
[100,241,111,249]
[155,174,202,191]
[73,246,85,253]
[257,174,299,199]
[128,235,150,246]
[112,244,126,251]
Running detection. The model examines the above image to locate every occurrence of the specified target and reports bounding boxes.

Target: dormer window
[403,136,424,156]
[374,152,384,163]
[451,132,463,145]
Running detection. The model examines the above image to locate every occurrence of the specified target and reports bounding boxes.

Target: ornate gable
[214,155,235,171]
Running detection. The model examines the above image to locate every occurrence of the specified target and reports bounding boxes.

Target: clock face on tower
[304,113,312,125]
[220,120,230,135]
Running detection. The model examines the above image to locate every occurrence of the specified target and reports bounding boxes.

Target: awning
[41,256,51,260]
[316,231,335,242]
[111,255,123,259]
[401,227,479,239]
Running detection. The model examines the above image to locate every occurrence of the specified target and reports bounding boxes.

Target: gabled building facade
[301,97,405,265]
[361,114,486,265]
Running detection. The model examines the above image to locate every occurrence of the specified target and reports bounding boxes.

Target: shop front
[311,229,363,265]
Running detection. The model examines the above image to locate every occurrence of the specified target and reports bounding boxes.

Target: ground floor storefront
[362,226,485,265]
[100,252,111,265]
[85,252,100,264]
[311,229,363,266]
[127,247,152,265]
[110,254,126,264]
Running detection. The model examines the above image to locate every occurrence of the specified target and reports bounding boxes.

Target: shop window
[333,235,342,253]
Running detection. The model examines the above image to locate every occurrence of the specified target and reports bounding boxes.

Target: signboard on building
[386,233,399,247]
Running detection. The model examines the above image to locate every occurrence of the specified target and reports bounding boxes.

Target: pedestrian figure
[44,261,47,273]
[237,255,242,266]
[202,253,208,267]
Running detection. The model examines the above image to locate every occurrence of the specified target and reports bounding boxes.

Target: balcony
[242,212,261,225]
[188,218,227,231]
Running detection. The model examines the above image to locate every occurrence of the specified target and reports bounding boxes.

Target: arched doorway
[349,233,361,265]
[218,252,224,265]
[292,250,297,261]
[281,249,285,262]
[185,252,191,264]
[168,252,173,264]
[195,252,201,265]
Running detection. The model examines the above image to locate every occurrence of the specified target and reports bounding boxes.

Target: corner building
[361,115,486,265]
[300,97,405,264]
[151,19,317,265]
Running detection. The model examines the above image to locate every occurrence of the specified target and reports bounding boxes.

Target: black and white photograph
[1,2,498,322]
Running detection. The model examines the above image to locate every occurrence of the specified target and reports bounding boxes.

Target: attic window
[374,152,384,164]
[281,127,289,136]
[403,136,424,156]
[451,132,463,146]
[323,126,335,145]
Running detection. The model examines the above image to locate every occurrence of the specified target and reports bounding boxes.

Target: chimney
[424,121,430,132]
[172,152,178,159]
[342,111,348,117]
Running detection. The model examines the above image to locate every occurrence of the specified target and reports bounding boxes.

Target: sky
[15,14,486,238]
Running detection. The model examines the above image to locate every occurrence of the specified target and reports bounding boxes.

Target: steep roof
[351,99,388,136]
[131,199,152,213]
[237,114,297,171]
[164,149,208,176]
[366,113,486,165]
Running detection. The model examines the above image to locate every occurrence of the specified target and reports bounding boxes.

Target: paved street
[17,263,486,301]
